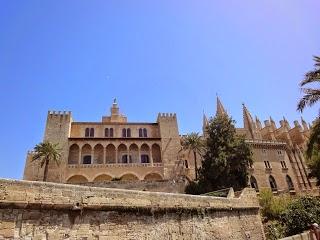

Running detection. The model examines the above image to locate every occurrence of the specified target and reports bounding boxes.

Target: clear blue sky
[0,1,319,179]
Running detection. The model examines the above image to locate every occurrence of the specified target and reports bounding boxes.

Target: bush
[281,196,320,236]
[264,221,285,240]
[185,181,203,195]
[259,189,291,220]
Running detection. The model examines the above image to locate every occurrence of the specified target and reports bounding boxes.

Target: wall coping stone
[0,178,259,213]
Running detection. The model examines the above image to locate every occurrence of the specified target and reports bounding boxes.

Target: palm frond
[297,88,320,112]
[313,55,320,67]
[32,141,61,167]
[300,70,320,87]
[306,119,320,159]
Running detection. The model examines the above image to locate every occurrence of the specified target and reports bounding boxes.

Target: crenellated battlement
[157,113,177,119]
[48,110,72,116]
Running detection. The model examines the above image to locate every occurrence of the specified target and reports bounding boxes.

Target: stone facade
[23,98,318,194]
[24,99,181,184]
[0,179,265,239]
[199,97,318,195]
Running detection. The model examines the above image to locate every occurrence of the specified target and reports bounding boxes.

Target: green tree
[281,196,320,236]
[297,55,320,184]
[306,145,320,185]
[185,114,253,194]
[32,141,61,181]
[181,132,204,180]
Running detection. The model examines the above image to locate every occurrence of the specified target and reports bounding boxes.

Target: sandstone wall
[0,179,265,239]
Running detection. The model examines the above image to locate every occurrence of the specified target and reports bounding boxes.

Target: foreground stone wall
[0,179,265,239]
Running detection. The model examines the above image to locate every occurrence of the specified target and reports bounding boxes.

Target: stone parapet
[0,179,258,211]
[0,179,265,239]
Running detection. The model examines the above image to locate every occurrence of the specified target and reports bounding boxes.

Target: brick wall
[0,179,265,239]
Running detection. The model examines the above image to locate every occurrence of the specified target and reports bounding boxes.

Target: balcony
[68,163,163,169]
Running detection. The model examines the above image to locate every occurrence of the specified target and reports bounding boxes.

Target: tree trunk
[193,151,198,180]
[43,158,49,182]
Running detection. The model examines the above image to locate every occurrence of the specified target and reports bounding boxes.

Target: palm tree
[297,55,320,112]
[32,141,61,181]
[297,56,320,157]
[181,132,204,180]
[297,55,320,184]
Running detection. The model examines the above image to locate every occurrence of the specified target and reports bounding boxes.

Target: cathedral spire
[301,117,309,131]
[255,115,262,130]
[203,112,209,136]
[216,96,227,116]
[242,103,256,139]
[270,116,276,130]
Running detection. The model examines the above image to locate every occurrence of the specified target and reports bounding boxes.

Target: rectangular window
[264,161,271,169]
[281,161,287,169]
[85,128,90,137]
[89,128,94,137]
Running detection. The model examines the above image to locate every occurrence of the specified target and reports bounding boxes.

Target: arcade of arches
[66,172,163,183]
[68,143,162,165]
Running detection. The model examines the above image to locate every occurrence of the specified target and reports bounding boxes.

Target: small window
[122,128,127,138]
[127,128,131,137]
[85,128,90,137]
[90,128,94,137]
[269,175,277,192]
[105,128,109,137]
[185,160,189,168]
[141,154,149,163]
[110,128,114,137]
[264,161,271,169]
[139,128,143,137]
[143,128,147,137]
[281,161,287,169]
[262,149,267,154]
[83,155,92,164]
[286,175,294,191]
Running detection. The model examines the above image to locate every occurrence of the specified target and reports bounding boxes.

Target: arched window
[127,128,131,137]
[105,128,109,137]
[143,128,147,137]
[122,128,127,137]
[106,144,116,164]
[122,154,128,163]
[83,155,92,164]
[152,144,161,163]
[81,144,92,164]
[185,160,189,169]
[93,144,104,164]
[250,176,259,192]
[68,144,79,164]
[269,175,278,192]
[286,175,294,191]
[141,154,149,163]
[139,128,143,137]
[90,128,94,137]
[110,128,114,137]
[85,128,90,137]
